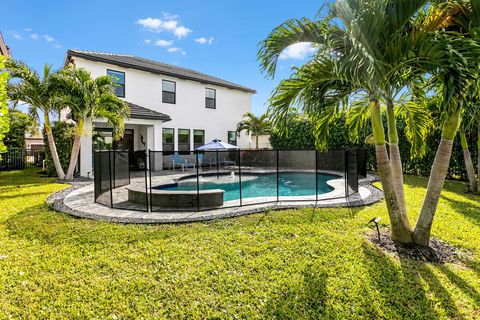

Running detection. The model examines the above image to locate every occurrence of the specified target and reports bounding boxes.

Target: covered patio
[79,102,171,177]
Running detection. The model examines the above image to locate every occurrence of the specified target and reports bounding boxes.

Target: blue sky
[2,0,324,115]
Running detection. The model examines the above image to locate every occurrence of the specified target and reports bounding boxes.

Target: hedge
[269,114,478,181]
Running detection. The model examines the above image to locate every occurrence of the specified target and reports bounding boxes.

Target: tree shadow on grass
[436,264,480,308]
[440,193,480,226]
[362,243,463,319]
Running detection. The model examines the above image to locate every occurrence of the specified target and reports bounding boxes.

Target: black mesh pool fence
[94,148,367,213]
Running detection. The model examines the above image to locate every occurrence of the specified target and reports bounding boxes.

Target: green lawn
[0,169,479,319]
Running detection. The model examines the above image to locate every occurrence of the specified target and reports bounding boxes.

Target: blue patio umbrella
[195,139,239,150]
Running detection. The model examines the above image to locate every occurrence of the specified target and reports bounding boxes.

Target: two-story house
[65,50,256,177]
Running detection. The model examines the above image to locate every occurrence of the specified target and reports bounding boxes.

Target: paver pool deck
[48,170,383,224]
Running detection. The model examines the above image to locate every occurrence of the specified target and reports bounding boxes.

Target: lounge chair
[170,154,195,171]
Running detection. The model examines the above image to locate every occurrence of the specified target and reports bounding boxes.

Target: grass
[0,169,479,319]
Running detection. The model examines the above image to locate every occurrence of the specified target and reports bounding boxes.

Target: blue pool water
[160,172,337,202]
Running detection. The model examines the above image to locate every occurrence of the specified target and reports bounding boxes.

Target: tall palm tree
[52,66,129,180]
[0,56,9,156]
[6,59,66,179]
[258,0,479,246]
[458,81,480,192]
[236,112,271,149]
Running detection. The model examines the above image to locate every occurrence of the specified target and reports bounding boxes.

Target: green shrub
[43,121,74,177]
[3,110,37,150]
[269,114,376,169]
[269,114,478,181]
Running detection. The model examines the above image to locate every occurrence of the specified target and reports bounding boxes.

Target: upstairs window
[193,130,205,149]
[162,80,176,104]
[107,69,125,97]
[205,88,216,109]
[228,131,237,146]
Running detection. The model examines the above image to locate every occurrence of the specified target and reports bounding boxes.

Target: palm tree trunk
[370,98,412,243]
[386,101,410,229]
[44,114,65,179]
[459,129,477,192]
[478,122,480,193]
[256,133,259,149]
[413,108,461,246]
[65,118,84,180]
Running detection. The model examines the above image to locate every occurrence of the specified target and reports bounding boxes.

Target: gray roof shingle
[67,49,256,93]
[127,102,171,122]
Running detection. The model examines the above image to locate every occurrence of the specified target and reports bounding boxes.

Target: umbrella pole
[216,149,219,179]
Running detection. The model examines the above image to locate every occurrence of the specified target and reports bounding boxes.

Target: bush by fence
[269,114,478,181]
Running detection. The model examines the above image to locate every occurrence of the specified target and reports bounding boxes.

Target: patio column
[147,123,163,171]
[80,119,93,178]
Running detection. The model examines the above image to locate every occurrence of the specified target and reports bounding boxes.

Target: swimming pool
[158,172,338,202]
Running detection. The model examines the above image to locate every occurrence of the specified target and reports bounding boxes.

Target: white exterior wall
[73,57,252,149]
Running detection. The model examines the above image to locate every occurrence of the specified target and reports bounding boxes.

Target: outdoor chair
[170,154,195,172]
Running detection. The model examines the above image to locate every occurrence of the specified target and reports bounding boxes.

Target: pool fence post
[344,149,348,198]
[144,150,149,212]
[315,150,318,204]
[148,150,152,212]
[276,149,279,202]
[196,150,200,212]
[108,150,113,208]
[238,149,242,206]
[216,149,219,179]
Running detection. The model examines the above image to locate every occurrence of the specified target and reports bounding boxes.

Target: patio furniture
[170,154,195,172]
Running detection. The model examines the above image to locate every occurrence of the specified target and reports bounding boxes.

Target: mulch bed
[368,230,465,263]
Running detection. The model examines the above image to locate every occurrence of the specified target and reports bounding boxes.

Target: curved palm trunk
[65,118,84,180]
[44,114,65,179]
[459,129,477,192]
[370,98,412,243]
[413,109,461,246]
[255,133,259,149]
[386,101,410,230]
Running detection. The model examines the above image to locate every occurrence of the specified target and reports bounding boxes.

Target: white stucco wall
[72,57,253,149]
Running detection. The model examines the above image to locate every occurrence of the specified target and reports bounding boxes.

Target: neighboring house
[0,32,12,57]
[25,135,45,151]
[64,50,256,177]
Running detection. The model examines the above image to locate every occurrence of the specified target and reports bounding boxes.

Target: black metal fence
[93,148,367,213]
[0,149,46,171]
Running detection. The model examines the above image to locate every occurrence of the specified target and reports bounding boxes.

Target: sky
[1,0,324,116]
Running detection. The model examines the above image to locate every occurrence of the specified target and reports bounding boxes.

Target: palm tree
[458,82,480,192]
[236,112,271,149]
[6,59,66,179]
[0,56,9,156]
[52,66,129,180]
[258,0,479,246]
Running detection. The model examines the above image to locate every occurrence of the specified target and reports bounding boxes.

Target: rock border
[46,176,384,224]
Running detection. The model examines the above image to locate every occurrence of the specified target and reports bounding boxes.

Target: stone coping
[47,172,383,224]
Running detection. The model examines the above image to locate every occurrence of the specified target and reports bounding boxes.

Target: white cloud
[136,16,192,39]
[195,36,214,45]
[144,39,152,44]
[10,31,22,40]
[24,28,32,32]
[173,26,191,39]
[54,44,62,49]
[43,34,54,42]
[279,42,315,60]
[30,33,39,40]
[155,39,173,47]
[167,47,186,55]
